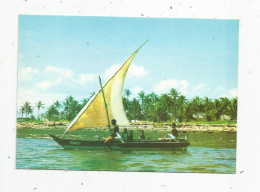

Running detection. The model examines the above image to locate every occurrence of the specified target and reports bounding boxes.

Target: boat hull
[49,134,190,150]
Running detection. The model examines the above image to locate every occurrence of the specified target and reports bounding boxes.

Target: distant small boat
[49,41,190,150]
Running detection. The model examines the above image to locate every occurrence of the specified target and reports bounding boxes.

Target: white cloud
[46,66,73,78]
[194,83,203,91]
[17,88,68,115]
[128,64,148,77]
[228,88,238,98]
[36,81,52,90]
[104,64,121,80]
[130,87,143,98]
[152,79,189,95]
[179,80,189,94]
[212,86,224,94]
[218,87,238,98]
[132,87,143,95]
[19,66,38,81]
[78,73,97,86]
[17,88,38,108]
[56,78,62,84]
[104,63,148,80]
[152,79,179,94]
[45,66,98,86]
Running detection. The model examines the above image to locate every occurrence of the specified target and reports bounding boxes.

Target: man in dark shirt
[163,122,178,140]
[139,130,145,140]
[169,123,178,137]
[128,130,134,141]
[104,119,124,144]
[111,119,119,137]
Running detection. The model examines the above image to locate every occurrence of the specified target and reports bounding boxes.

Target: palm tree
[62,95,81,121]
[176,95,187,122]
[53,100,62,119]
[169,88,180,97]
[81,98,89,108]
[227,97,237,120]
[168,88,180,121]
[190,96,203,120]
[219,97,230,119]
[24,88,237,123]
[124,89,132,99]
[129,98,143,121]
[148,92,159,122]
[160,93,172,108]
[19,106,25,118]
[203,97,213,121]
[35,101,45,120]
[150,92,158,101]
[46,104,59,121]
[211,99,222,120]
[80,92,95,109]
[90,92,96,98]
[22,101,33,119]
[54,100,61,109]
[137,91,146,120]
[137,91,145,104]
[183,101,195,122]
[123,89,132,118]
[156,94,171,122]
[40,113,45,121]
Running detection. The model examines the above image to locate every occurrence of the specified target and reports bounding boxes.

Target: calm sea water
[16,138,236,173]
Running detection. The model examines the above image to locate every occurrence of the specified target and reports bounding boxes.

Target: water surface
[16,138,236,173]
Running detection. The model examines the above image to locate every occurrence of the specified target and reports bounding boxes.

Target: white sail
[64,41,147,134]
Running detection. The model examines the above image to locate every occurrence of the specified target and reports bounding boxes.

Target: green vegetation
[123,88,237,123]
[18,88,237,123]
[35,101,45,120]
[19,101,33,119]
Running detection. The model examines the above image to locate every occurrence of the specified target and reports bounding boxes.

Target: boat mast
[99,76,112,134]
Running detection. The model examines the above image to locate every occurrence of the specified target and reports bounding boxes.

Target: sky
[17,15,239,112]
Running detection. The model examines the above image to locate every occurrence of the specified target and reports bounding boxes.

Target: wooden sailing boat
[49,41,190,150]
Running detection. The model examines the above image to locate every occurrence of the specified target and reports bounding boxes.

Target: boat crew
[128,130,134,141]
[163,122,178,140]
[111,119,119,137]
[122,128,128,141]
[139,130,145,140]
[104,119,124,144]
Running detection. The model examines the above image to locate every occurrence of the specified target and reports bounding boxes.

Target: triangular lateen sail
[63,41,148,134]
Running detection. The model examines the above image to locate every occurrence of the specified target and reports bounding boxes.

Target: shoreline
[17,121,237,133]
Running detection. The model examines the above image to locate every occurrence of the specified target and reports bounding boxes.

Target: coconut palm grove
[17,88,237,123]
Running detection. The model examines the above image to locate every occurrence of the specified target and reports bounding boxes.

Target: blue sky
[18,15,238,111]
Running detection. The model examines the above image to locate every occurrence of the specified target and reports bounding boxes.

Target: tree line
[18,88,237,122]
[123,88,237,122]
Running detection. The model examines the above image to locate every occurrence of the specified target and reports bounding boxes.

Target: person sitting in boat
[122,128,128,141]
[104,119,122,144]
[105,119,119,143]
[139,130,145,140]
[163,122,178,140]
[111,119,119,137]
[128,130,134,141]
